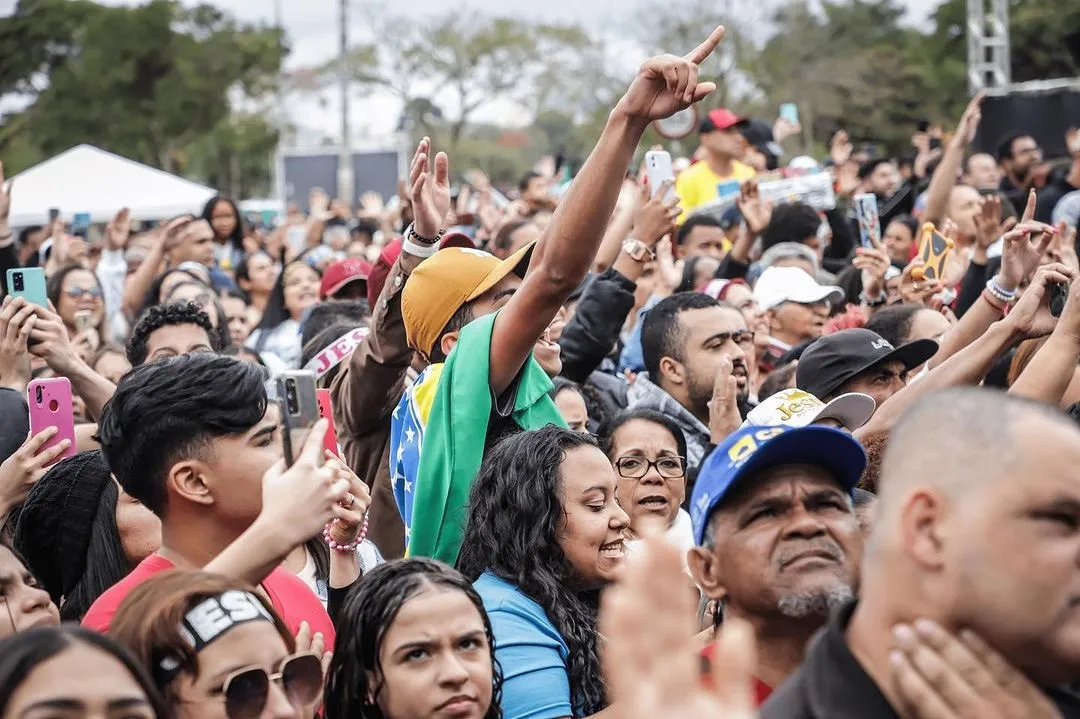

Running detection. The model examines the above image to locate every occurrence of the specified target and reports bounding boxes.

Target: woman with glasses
[110,569,324,719]
[325,558,501,719]
[0,624,167,719]
[46,264,106,359]
[601,408,694,561]
[459,426,629,718]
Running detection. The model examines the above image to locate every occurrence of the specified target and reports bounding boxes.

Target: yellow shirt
[675,159,756,223]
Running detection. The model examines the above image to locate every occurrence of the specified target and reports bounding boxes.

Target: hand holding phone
[854,193,881,249]
[780,103,800,126]
[644,150,676,201]
[256,417,352,548]
[27,377,77,466]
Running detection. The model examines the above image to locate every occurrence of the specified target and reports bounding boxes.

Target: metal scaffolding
[967,0,1011,93]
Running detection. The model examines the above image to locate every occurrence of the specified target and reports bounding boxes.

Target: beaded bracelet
[986,276,1017,304]
[323,515,369,553]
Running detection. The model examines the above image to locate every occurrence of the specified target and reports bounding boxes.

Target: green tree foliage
[0,0,284,187]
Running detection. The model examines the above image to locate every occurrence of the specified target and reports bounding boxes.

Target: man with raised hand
[391,25,730,565]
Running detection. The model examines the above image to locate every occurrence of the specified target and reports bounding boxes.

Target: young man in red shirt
[83,353,338,641]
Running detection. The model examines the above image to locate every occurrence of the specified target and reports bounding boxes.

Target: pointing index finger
[684,24,725,66]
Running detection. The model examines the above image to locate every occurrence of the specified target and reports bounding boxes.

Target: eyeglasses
[65,287,103,299]
[221,652,323,719]
[614,456,686,479]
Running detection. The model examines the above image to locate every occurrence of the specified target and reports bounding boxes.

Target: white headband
[303,326,369,379]
[158,591,273,681]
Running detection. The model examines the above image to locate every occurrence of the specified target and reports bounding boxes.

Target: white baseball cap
[743,388,876,431]
[753,266,845,311]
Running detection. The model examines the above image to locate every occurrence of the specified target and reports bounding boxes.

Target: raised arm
[1010,267,1080,405]
[923,92,984,226]
[857,264,1068,441]
[489,26,728,395]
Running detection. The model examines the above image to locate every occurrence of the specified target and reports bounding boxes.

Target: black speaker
[1066,29,1080,68]
[973,86,1080,159]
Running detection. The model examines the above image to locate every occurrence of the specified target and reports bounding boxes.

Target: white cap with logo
[743,388,876,431]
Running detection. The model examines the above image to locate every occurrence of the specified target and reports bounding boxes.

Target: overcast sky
[5,0,946,147]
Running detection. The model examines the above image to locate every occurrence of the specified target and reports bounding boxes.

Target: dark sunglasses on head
[222,652,323,719]
[65,286,103,299]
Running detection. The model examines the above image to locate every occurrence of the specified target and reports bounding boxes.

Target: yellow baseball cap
[402,242,534,355]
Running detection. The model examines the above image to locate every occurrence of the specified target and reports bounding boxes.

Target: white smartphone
[644,150,676,201]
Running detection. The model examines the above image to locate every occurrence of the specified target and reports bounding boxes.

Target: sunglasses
[65,286,103,299]
[221,652,323,719]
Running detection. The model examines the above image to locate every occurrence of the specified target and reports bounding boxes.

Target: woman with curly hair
[458,426,630,718]
[324,558,501,719]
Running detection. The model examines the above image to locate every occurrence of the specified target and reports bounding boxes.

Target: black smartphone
[916,119,930,133]
[1050,282,1069,319]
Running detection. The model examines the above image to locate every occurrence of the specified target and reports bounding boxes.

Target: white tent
[7,144,217,227]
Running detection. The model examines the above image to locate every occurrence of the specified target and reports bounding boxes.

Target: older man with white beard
[687,423,865,706]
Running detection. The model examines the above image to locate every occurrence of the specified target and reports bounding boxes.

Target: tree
[336,10,591,152]
[0,0,285,177]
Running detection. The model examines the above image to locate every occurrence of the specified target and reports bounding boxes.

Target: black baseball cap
[796,328,938,400]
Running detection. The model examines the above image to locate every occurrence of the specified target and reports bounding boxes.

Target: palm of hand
[417,183,450,233]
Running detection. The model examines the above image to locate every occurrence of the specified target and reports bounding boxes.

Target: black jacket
[761,600,1080,718]
[558,267,636,423]
[559,267,635,384]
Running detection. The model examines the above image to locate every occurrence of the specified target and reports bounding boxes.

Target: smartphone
[644,150,676,201]
[277,370,319,467]
[779,103,799,125]
[916,119,931,133]
[27,378,77,465]
[854,193,881,249]
[72,212,91,238]
[1051,282,1070,318]
[6,268,48,308]
[48,208,60,223]
[315,389,341,458]
[74,310,95,333]
[918,223,954,282]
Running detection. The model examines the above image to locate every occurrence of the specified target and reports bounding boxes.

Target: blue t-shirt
[473,572,573,719]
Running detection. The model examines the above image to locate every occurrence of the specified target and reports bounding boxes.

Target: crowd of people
[4,22,1080,718]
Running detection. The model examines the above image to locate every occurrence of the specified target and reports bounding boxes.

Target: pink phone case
[27,377,77,464]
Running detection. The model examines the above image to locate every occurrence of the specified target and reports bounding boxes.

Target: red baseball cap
[320,257,372,299]
[366,231,475,307]
[702,108,745,133]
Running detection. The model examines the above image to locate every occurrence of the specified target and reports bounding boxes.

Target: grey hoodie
[627,373,712,472]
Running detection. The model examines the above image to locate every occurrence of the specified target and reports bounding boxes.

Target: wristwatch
[622,238,656,263]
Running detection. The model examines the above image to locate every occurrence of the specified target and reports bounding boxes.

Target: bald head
[878,388,1077,502]
[866,388,1080,685]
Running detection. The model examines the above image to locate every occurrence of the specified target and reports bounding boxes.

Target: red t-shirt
[82,554,335,645]
[700,642,774,706]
